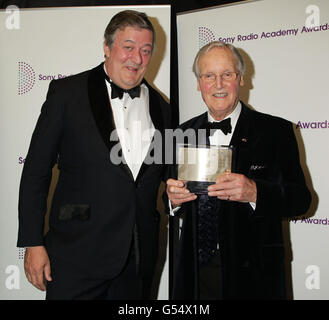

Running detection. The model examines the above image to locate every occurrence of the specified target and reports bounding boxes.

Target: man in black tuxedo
[166,41,311,299]
[18,10,171,300]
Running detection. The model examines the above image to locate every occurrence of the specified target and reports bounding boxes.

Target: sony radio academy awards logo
[198,5,326,47]
[18,62,35,95]
[198,26,216,48]
[18,61,72,95]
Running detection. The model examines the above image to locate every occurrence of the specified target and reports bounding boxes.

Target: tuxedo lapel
[147,80,164,133]
[135,81,166,184]
[188,112,209,146]
[230,102,258,174]
[191,112,208,130]
[88,63,134,180]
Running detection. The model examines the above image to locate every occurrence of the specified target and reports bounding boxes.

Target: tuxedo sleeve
[17,80,64,247]
[253,120,311,218]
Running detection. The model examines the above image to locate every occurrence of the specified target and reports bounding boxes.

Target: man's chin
[122,79,143,89]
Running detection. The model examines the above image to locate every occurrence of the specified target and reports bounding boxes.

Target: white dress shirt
[104,69,154,180]
[208,101,241,147]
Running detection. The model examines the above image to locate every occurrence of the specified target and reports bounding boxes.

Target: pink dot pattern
[18,248,25,260]
[198,27,216,49]
[18,62,35,95]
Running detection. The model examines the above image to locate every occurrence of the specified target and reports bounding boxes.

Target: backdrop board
[177,0,329,299]
[0,5,170,300]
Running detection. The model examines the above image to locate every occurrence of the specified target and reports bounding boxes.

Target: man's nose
[214,75,224,88]
[131,49,142,65]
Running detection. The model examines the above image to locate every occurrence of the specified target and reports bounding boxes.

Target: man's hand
[208,172,257,203]
[166,178,197,208]
[24,246,52,291]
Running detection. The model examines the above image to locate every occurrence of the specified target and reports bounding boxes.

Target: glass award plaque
[177,144,232,194]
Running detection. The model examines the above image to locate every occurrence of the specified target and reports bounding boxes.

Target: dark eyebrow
[123,39,153,48]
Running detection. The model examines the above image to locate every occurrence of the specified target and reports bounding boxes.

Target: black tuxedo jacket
[170,102,311,299]
[18,63,171,279]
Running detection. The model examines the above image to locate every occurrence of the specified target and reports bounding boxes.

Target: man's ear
[239,75,244,87]
[103,41,110,58]
[197,79,201,91]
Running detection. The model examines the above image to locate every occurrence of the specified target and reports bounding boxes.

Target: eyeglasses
[199,71,239,84]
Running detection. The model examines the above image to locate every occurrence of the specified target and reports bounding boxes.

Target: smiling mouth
[213,93,228,98]
[126,65,139,73]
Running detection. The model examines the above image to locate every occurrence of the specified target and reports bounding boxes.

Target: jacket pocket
[58,204,91,221]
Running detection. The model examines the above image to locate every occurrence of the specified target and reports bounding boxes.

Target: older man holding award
[166,41,311,300]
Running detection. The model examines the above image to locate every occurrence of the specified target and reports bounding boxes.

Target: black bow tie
[109,81,141,100]
[206,118,232,135]
[103,68,140,100]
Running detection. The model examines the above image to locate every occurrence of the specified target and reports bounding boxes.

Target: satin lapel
[87,63,134,180]
[135,81,165,184]
[229,103,257,174]
[193,112,209,146]
[148,80,164,133]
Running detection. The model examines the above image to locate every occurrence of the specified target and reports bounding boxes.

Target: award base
[186,181,214,194]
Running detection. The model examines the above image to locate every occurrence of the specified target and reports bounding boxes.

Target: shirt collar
[103,63,146,100]
[207,101,241,133]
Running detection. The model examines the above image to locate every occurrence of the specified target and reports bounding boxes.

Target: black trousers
[46,245,150,300]
[199,250,223,300]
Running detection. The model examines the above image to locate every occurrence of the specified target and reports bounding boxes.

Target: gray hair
[192,41,245,77]
[104,10,155,52]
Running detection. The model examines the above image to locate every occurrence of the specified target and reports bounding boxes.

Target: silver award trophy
[177,144,232,194]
